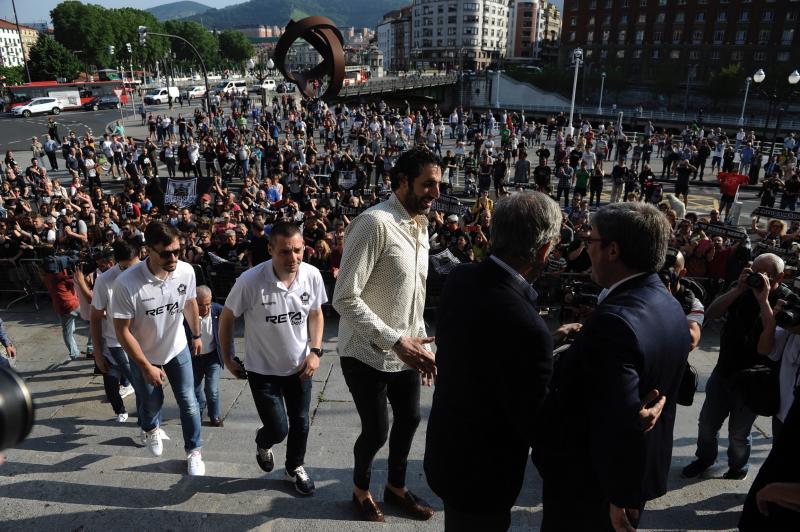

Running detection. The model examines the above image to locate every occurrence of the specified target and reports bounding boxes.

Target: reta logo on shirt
[145,302,181,316]
[265,311,305,325]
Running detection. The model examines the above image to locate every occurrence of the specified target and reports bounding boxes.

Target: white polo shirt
[111,259,196,365]
[91,264,126,352]
[224,260,327,377]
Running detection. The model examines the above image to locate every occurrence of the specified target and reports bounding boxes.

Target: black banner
[752,207,800,222]
[338,204,366,217]
[151,176,213,210]
[431,194,468,216]
[754,242,794,261]
[696,222,748,241]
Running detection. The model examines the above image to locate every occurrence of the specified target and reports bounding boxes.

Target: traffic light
[108,45,115,56]
[126,43,132,54]
[138,26,147,46]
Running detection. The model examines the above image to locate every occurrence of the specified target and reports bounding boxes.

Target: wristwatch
[310,347,324,357]
[192,334,202,340]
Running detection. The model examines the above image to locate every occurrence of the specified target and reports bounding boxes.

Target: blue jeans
[59,310,80,360]
[192,351,221,420]
[248,370,312,471]
[695,368,758,472]
[128,346,202,453]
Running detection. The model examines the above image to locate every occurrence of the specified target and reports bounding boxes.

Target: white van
[213,79,248,95]
[144,86,180,105]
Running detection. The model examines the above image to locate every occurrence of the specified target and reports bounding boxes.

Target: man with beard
[333,147,440,523]
[112,222,205,476]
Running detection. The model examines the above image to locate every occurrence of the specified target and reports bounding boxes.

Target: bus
[343,66,368,86]
[4,80,130,110]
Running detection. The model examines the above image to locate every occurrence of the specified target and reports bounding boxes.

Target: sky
[3,0,564,27]
[0,0,248,26]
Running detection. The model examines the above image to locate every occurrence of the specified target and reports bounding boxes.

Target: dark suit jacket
[533,273,690,508]
[424,258,554,512]
[183,302,234,366]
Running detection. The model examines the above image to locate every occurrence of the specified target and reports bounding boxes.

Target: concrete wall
[488,72,570,109]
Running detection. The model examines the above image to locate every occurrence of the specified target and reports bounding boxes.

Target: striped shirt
[333,193,430,372]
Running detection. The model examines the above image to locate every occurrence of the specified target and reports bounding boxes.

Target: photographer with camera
[661,249,705,350]
[683,253,793,481]
[737,274,800,530]
[39,256,82,361]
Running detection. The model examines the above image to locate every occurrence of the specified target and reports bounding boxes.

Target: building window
[587,31,594,43]
[654,31,662,43]
[763,11,774,22]
[589,16,595,25]
[673,30,682,43]
[778,51,790,61]
[754,51,766,61]
[619,30,626,43]
[602,30,610,43]
[652,49,660,58]
[635,30,644,43]
[758,29,770,44]
[620,15,628,24]
[571,17,577,26]
[640,0,647,6]
[696,12,705,22]
[736,30,747,44]
[675,12,685,23]
[718,11,727,22]
[600,49,608,59]
[689,50,701,59]
[658,0,667,5]
[634,49,643,58]
[739,11,749,22]
[713,30,724,43]
[616,49,625,58]
[670,50,680,59]
[590,0,597,9]
[604,15,611,25]
[656,13,666,23]
[710,50,719,60]
[782,29,795,45]
[731,51,743,61]
[693,30,703,43]
[787,11,798,22]
[463,3,479,12]
[638,14,646,23]
[569,31,576,42]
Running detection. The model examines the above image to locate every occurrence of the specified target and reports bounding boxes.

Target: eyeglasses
[580,236,606,245]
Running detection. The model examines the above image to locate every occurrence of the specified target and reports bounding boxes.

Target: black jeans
[102,373,126,415]
[247,370,312,471]
[444,503,510,532]
[340,356,421,491]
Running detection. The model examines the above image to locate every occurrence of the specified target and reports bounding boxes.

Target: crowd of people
[1,87,800,529]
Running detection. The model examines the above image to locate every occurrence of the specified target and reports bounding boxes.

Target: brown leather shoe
[209,417,224,427]
[352,493,385,522]
[383,487,435,521]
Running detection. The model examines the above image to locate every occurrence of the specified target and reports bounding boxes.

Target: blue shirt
[0,317,12,347]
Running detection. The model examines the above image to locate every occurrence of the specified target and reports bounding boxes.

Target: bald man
[661,249,704,350]
[184,285,234,427]
[683,253,793,481]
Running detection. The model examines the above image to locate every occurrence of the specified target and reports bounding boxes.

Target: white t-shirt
[224,260,327,376]
[199,313,215,355]
[111,259,196,365]
[767,327,800,422]
[92,264,126,351]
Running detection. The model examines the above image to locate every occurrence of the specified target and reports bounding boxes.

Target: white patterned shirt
[333,193,430,372]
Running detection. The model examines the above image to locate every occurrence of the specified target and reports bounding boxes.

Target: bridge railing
[338,74,459,97]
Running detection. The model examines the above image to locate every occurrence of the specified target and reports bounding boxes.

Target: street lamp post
[738,76,752,126]
[751,68,800,160]
[566,47,583,138]
[597,71,606,114]
[139,26,212,115]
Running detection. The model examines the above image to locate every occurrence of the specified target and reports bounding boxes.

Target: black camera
[42,252,80,274]
[745,271,769,290]
[776,293,800,328]
[0,366,35,451]
[562,280,600,308]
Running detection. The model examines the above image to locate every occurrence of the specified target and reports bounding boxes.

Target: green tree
[28,34,82,82]
[51,1,115,68]
[650,64,682,109]
[163,20,220,72]
[218,30,254,69]
[705,63,744,112]
[0,65,25,86]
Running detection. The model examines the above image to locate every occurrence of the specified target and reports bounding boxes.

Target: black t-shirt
[248,235,270,266]
[177,220,198,233]
[217,242,247,263]
[717,283,793,376]
[533,165,552,187]
[675,165,692,185]
[566,240,591,272]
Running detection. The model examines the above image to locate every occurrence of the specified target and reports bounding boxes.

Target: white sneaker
[119,385,135,398]
[116,412,129,423]
[140,427,169,445]
[187,450,205,476]
[145,429,163,456]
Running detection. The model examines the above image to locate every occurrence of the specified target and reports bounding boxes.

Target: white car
[186,86,206,100]
[12,97,62,118]
[249,79,277,93]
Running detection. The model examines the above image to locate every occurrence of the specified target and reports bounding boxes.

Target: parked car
[249,79,277,93]
[12,97,62,118]
[143,86,180,105]
[183,86,206,100]
[212,79,247,96]
[81,95,121,111]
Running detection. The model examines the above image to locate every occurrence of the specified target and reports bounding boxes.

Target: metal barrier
[0,261,34,310]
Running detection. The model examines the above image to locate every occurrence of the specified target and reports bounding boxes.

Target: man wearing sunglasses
[112,221,206,476]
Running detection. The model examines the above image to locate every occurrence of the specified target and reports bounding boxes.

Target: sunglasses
[153,248,180,260]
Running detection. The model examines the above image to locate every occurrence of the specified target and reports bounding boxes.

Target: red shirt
[43,271,79,315]
[707,247,734,279]
[718,172,749,197]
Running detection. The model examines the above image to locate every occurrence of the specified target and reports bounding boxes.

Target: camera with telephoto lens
[775,292,800,328]
[0,366,35,451]
[745,271,769,291]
